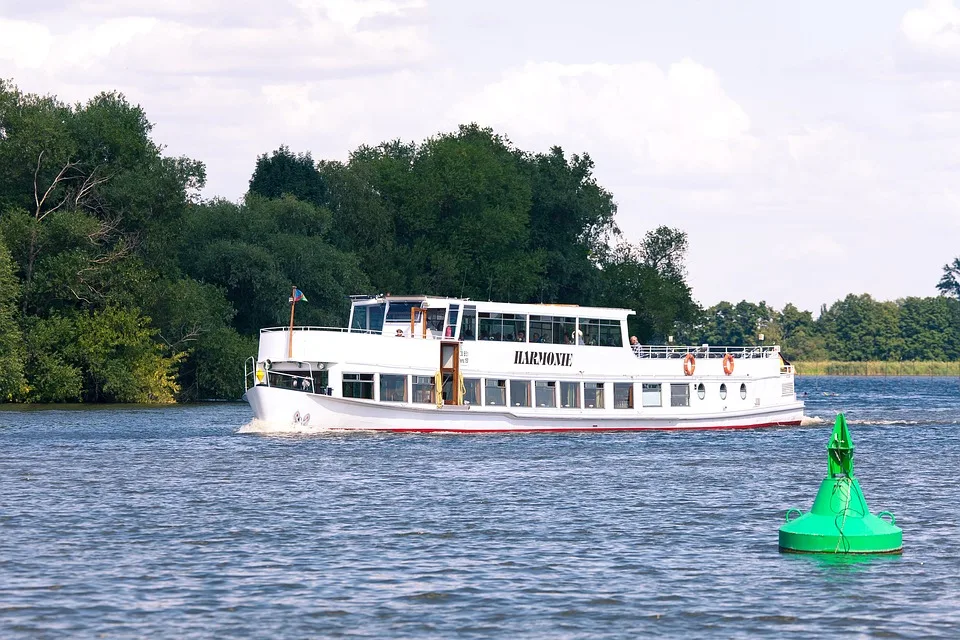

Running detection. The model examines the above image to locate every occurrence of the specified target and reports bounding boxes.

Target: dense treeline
[682,294,960,362]
[0,80,697,402]
[1,79,958,403]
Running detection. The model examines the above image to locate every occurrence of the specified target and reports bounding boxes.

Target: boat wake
[800,416,827,427]
[237,419,338,435]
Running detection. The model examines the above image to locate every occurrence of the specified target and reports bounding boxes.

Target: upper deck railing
[631,344,780,359]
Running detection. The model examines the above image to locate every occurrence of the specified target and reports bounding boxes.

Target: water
[1,377,959,638]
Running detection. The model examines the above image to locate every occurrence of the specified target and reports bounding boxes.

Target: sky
[1,0,959,313]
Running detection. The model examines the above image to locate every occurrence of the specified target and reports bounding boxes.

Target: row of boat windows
[343,374,749,407]
[464,313,623,347]
[351,303,625,347]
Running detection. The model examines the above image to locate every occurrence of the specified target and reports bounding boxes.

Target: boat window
[463,378,481,405]
[342,373,374,399]
[510,380,531,407]
[485,379,506,406]
[386,301,421,322]
[585,382,604,409]
[740,383,747,400]
[479,312,527,341]
[670,383,690,407]
[351,305,366,331]
[559,381,580,408]
[350,303,384,333]
[579,318,622,347]
[554,318,577,345]
[462,306,476,340]
[380,374,407,402]
[614,383,633,409]
[697,383,705,400]
[642,383,662,407]
[446,304,460,338]
[529,316,552,344]
[426,307,445,332]
[412,375,435,404]
[479,312,503,341]
[720,383,727,400]
[535,381,557,407]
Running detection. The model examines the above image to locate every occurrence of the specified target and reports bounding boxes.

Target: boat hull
[242,385,805,434]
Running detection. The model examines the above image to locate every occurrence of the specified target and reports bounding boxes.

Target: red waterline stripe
[384,420,803,434]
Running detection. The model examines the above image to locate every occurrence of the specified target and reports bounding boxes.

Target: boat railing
[631,344,780,359]
[260,326,382,335]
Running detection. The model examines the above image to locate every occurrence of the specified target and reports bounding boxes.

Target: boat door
[440,341,460,405]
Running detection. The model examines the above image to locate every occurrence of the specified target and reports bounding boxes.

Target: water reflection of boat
[242,295,805,432]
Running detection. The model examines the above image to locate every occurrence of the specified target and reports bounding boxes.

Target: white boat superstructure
[242,295,804,432]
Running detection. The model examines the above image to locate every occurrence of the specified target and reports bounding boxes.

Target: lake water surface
[2,376,959,638]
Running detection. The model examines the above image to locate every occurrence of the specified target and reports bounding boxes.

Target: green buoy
[779,413,902,554]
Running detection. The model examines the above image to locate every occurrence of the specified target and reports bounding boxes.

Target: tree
[938,257,960,299]
[249,145,326,206]
[0,231,26,400]
[818,294,903,361]
[599,228,698,342]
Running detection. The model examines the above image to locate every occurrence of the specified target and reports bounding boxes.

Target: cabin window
[350,303,384,333]
[463,378,481,405]
[510,380,531,407]
[485,379,506,406]
[697,383,706,400]
[642,383,662,407]
[670,383,690,407]
[579,318,623,347]
[446,304,460,338]
[585,382,605,408]
[342,373,374,399]
[614,383,634,409]
[380,374,407,402]
[351,305,367,331]
[535,381,557,407]
[412,376,435,404]
[740,383,747,400]
[559,381,580,408]
[426,307,445,332]
[479,313,503,341]
[720,383,727,400]
[479,312,527,342]
[386,301,421,322]
[462,306,476,340]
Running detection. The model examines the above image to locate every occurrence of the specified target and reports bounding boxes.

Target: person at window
[630,336,639,346]
[574,330,584,345]
[532,333,541,343]
[516,330,526,342]
[302,378,312,392]
[395,329,404,337]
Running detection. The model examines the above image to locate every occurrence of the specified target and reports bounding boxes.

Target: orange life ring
[723,353,735,375]
[683,353,695,376]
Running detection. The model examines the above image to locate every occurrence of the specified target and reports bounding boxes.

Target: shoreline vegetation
[794,361,960,376]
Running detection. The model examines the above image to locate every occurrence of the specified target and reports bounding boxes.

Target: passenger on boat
[630,336,639,346]
[302,378,312,392]
[395,329,404,337]
[574,330,584,345]
[517,330,526,342]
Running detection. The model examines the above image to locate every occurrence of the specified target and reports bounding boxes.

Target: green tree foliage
[818,294,904,361]
[249,145,327,206]
[0,231,27,399]
[600,228,699,342]
[938,257,960,298]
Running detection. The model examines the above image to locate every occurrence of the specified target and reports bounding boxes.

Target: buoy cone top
[779,413,902,554]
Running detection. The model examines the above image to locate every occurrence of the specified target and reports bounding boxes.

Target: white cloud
[902,0,960,55]
[455,59,755,177]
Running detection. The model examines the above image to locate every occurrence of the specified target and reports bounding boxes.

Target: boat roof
[351,294,635,319]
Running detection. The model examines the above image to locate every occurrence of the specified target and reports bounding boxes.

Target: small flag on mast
[290,289,308,303]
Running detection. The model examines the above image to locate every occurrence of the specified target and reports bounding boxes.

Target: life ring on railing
[683,353,696,376]
[723,353,735,375]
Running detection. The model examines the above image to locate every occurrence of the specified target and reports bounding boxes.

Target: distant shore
[794,361,960,376]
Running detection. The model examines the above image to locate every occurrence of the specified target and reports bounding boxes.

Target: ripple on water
[1,383,960,637]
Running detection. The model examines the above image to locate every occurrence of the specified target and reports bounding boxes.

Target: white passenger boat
[242,295,804,432]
